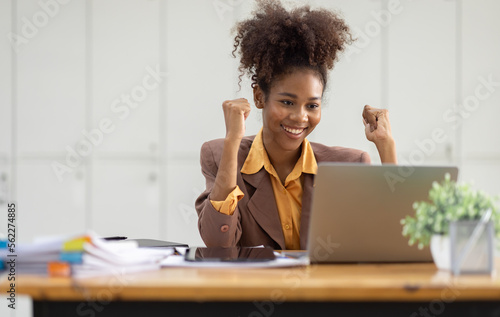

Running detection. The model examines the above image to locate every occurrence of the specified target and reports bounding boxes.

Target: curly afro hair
[232,0,353,97]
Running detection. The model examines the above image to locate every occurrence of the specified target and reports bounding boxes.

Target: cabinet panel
[309,0,382,158]
[16,161,86,243]
[92,0,160,155]
[387,0,456,163]
[165,0,235,157]
[0,164,9,207]
[461,0,500,156]
[91,161,160,239]
[0,0,11,157]
[165,160,205,247]
[231,0,271,139]
[460,161,500,197]
[16,0,86,154]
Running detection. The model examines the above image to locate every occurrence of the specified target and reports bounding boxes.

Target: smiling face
[254,68,323,158]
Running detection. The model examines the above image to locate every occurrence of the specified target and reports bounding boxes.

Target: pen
[103,236,128,241]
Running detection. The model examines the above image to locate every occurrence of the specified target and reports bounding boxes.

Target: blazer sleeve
[360,151,371,164]
[195,141,243,247]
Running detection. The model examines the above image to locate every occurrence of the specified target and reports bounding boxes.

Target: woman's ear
[253,85,265,109]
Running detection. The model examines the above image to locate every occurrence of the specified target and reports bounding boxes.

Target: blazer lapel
[242,170,286,249]
[300,173,315,250]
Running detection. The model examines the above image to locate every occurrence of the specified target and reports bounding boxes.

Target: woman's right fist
[222,98,251,141]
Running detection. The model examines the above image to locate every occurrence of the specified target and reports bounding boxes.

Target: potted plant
[401,173,499,270]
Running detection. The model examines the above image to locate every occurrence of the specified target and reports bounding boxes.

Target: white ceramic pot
[430,234,451,270]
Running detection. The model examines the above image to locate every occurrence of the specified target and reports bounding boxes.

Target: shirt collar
[241,128,318,177]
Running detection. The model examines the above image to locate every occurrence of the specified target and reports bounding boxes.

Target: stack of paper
[0,232,174,278]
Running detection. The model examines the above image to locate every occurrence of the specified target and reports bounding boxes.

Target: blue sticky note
[60,252,83,264]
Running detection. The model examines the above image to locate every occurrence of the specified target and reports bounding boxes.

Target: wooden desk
[3,262,500,316]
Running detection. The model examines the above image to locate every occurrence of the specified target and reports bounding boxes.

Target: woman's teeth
[282,125,304,135]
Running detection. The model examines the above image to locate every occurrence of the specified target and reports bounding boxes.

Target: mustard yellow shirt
[210,129,318,250]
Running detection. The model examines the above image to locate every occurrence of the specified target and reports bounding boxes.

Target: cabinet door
[0,165,9,207]
[16,161,86,243]
[163,0,238,246]
[164,0,235,158]
[165,161,205,246]
[387,0,456,165]
[230,0,267,138]
[0,0,11,159]
[460,0,500,194]
[91,161,160,239]
[16,0,86,154]
[461,0,500,156]
[302,0,384,160]
[92,0,160,155]
[460,162,500,198]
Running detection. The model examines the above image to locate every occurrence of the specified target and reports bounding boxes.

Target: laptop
[307,163,458,263]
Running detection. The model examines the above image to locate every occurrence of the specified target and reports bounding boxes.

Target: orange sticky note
[48,262,71,277]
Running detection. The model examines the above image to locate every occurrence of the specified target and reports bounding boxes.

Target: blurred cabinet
[91,161,160,239]
[92,0,160,155]
[460,161,500,197]
[387,0,456,164]
[13,0,87,244]
[460,0,500,195]
[16,161,86,243]
[165,161,205,247]
[0,0,12,239]
[165,0,235,158]
[310,0,383,159]
[163,0,237,246]
[461,0,500,157]
[16,0,86,155]
[0,166,9,207]
[0,0,11,158]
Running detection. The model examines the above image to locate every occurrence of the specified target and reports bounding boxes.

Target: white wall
[0,0,499,254]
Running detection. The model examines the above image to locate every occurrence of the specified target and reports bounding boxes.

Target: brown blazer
[195,135,371,250]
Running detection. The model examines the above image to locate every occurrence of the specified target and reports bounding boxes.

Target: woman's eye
[308,104,319,109]
[281,100,293,106]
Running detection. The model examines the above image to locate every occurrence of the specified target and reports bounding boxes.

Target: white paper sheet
[160,254,309,268]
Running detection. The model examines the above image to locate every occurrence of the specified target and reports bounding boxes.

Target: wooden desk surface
[3,262,500,302]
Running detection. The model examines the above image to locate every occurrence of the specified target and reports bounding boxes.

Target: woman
[195,0,396,250]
